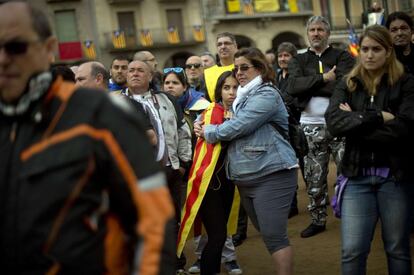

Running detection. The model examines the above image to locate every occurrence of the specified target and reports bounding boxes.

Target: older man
[386,11,414,74]
[0,2,174,274]
[75,61,109,90]
[288,16,354,238]
[123,60,192,274]
[185,55,205,92]
[133,50,162,91]
[200,52,216,69]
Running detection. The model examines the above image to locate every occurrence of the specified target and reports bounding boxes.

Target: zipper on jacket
[9,122,17,142]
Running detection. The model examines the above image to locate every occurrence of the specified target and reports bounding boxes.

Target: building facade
[28,0,414,68]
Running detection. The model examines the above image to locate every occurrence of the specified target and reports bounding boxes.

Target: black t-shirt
[395,43,414,74]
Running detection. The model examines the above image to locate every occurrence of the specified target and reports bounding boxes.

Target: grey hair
[277,42,297,56]
[306,16,331,33]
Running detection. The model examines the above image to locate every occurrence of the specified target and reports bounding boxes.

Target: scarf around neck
[232,75,263,112]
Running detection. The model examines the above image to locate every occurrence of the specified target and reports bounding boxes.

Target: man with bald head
[75,61,109,90]
[124,60,192,273]
[133,50,162,91]
[185,55,205,92]
[0,2,174,274]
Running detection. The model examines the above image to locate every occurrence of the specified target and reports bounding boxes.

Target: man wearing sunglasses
[185,55,205,92]
[0,2,175,274]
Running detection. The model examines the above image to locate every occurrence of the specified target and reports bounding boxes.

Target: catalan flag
[112,30,126,49]
[288,0,298,13]
[139,29,153,47]
[177,102,240,257]
[226,0,241,13]
[83,40,96,60]
[192,25,205,42]
[346,19,359,57]
[167,26,180,44]
[242,0,254,15]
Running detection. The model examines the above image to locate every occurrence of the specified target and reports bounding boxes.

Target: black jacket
[287,46,355,110]
[325,74,414,180]
[0,76,175,274]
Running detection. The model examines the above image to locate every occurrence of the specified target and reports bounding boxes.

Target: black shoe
[300,223,326,238]
[232,233,247,247]
[288,208,299,219]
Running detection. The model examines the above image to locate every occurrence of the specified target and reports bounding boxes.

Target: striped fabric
[177,103,225,257]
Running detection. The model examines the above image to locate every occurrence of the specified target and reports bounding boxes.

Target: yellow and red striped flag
[167,26,180,44]
[192,25,205,42]
[112,30,126,49]
[139,29,153,47]
[177,102,240,257]
[242,0,254,15]
[83,40,96,60]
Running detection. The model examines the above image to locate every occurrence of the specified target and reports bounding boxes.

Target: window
[54,10,79,42]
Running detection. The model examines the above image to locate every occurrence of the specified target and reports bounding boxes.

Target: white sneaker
[224,260,243,275]
[188,259,201,274]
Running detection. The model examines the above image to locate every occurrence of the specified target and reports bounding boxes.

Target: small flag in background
[167,26,180,44]
[83,40,96,60]
[112,30,126,49]
[192,25,205,42]
[346,19,359,57]
[242,0,254,15]
[140,29,153,47]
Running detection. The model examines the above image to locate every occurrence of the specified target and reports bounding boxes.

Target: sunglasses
[163,67,184,74]
[185,63,202,69]
[232,65,254,74]
[0,40,39,55]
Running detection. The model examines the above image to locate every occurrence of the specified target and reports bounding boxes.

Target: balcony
[205,0,313,22]
[46,0,80,2]
[104,26,206,52]
[107,0,142,4]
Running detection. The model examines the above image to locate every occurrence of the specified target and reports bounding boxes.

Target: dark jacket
[395,42,414,74]
[0,76,175,274]
[287,46,355,110]
[325,74,414,180]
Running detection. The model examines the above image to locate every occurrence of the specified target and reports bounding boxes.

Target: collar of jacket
[0,71,53,118]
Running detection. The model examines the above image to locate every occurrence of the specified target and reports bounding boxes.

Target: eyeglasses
[0,39,39,56]
[185,63,202,69]
[232,65,255,74]
[163,67,184,74]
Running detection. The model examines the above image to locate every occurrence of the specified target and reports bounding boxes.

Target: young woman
[196,48,298,275]
[163,68,209,140]
[177,71,240,275]
[325,25,414,274]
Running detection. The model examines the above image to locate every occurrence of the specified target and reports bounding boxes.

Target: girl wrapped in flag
[177,71,240,274]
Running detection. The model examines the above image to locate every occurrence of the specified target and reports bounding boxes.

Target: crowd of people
[1,1,414,275]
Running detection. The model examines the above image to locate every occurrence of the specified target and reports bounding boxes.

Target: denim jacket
[204,83,297,181]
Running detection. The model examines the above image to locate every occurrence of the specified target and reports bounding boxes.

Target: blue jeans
[341,176,411,275]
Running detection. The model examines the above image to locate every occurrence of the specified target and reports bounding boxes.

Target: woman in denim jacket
[195,47,298,275]
[325,25,414,274]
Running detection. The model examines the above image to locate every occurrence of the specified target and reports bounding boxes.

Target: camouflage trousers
[301,123,344,226]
